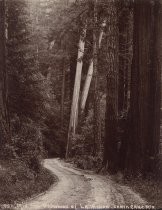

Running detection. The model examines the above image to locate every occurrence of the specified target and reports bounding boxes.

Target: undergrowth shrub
[71,110,94,157]
[70,109,103,170]
[12,116,44,173]
[73,155,102,170]
[43,112,67,158]
[0,159,55,205]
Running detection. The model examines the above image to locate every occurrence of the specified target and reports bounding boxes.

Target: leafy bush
[71,109,94,157]
[74,155,102,170]
[0,159,55,205]
[12,117,44,173]
[43,112,67,158]
[70,109,102,170]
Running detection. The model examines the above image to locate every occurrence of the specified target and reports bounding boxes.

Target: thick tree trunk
[118,3,132,113]
[66,22,87,158]
[147,0,162,173]
[118,1,133,171]
[103,0,119,173]
[0,0,11,148]
[127,0,162,175]
[69,55,77,102]
[93,0,102,155]
[80,59,93,111]
[80,20,106,112]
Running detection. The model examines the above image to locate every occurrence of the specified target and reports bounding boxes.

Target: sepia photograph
[0,0,161,209]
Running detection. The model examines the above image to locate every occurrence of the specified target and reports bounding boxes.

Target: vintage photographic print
[0,0,161,209]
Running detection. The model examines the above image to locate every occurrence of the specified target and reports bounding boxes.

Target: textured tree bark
[66,22,87,158]
[80,59,93,111]
[93,0,102,156]
[118,2,132,113]
[118,0,133,172]
[80,20,106,112]
[61,59,66,129]
[103,0,119,173]
[0,0,11,147]
[69,55,77,102]
[127,0,162,175]
[147,0,162,174]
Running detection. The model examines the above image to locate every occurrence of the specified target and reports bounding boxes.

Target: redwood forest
[0,0,162,209]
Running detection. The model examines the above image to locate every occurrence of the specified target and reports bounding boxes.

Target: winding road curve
[19,158,147,210]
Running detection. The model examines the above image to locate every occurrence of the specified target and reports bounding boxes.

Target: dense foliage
[0,1,161,205]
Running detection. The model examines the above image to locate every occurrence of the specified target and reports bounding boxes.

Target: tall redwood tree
[0,0,11,150]
[127,0,162,175]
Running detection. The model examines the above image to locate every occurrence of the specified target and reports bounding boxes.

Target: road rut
[19,158,147,210]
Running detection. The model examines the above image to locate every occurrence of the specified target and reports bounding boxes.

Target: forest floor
[0,159,55,209]
[124,176,162,209]
[16,158,153,210]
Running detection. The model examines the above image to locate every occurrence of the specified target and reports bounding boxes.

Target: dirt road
[19,158,147,210]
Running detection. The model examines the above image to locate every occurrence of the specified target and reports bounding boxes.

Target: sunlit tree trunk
[80,20,106,112]
[66,22,87,158]
[80,59,93,111]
